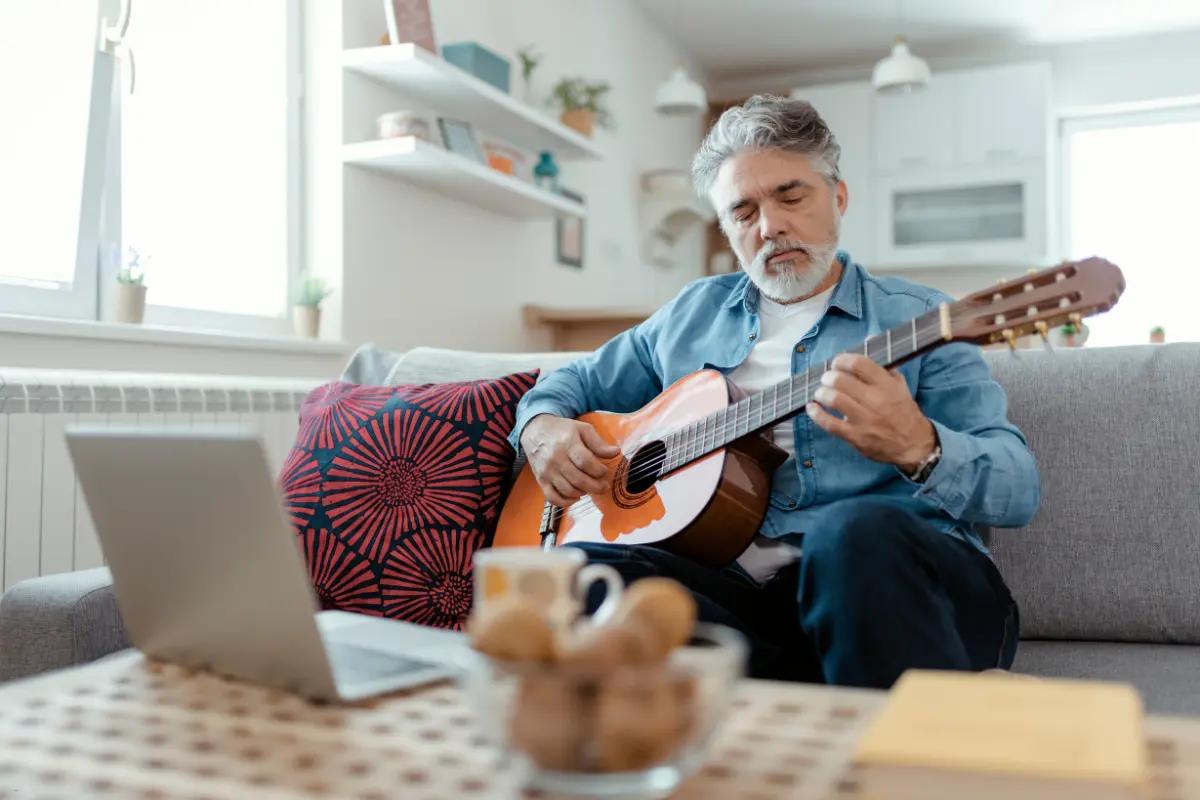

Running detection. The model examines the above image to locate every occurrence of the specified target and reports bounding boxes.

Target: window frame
[0,1,112,321]
[3,0,305,337]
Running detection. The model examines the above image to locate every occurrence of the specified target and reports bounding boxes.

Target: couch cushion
[983,343,1200,644]
[339,342,405,385]
[385,346,587,385]
[1012,640,1200,716]
[281,370,538,630]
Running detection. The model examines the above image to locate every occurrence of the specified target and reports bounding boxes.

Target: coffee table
[0,650,1192,798]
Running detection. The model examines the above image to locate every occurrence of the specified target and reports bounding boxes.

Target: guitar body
[492,370,788,569]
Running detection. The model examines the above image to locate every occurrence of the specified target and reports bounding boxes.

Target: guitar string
[606,313,944,488]
[552,314,949,523]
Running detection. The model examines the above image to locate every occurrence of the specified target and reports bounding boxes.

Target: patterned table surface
[0,650,1194,799]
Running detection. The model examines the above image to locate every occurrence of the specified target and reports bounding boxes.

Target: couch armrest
[0,567,130,683]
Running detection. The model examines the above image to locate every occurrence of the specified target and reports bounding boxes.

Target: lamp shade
[871,38,931,95]
[654,67,707,115]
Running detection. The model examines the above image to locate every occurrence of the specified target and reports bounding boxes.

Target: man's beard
[740,213,842,304]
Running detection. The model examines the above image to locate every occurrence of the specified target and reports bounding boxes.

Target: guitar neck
[660,306,949,473]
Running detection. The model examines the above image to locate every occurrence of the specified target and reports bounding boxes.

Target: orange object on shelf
[484,142,524,178]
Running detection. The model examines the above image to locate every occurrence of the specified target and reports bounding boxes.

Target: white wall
[337,0,710,353]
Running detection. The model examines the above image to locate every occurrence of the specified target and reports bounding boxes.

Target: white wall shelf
[343,137,587,219]
[342,44,605,161]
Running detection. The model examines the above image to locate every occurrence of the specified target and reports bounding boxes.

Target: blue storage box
[441,42,511,93]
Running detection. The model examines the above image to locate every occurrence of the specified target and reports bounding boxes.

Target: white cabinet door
[873,75,956,173]
[792,80,874,264]
[954,62,1051,166]
[874,161,1048,269]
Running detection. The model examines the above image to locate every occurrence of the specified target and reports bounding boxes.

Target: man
[507,94,1040,689]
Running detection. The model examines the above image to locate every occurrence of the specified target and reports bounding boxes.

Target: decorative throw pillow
[280,370,539,630]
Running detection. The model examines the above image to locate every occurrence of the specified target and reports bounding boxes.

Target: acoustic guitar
[493,257,1125,568]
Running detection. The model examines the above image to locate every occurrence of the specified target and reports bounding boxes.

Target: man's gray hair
[691,94,842,199]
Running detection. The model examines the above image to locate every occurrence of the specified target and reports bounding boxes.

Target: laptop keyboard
[326,641,441,686]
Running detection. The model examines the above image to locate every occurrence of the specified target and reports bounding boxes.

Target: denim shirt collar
[720,251,863,319]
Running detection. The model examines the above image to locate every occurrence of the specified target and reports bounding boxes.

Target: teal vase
[533,151,559,193]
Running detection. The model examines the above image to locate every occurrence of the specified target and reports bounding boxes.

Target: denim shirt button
[802,460,813,468]
[748,333,757,341]
[795,344,806,353]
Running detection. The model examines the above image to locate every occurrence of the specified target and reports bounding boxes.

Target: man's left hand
[806,353,936,474]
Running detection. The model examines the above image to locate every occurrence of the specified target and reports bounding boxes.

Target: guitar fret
[911,318,917,352]
[886,329,893,363]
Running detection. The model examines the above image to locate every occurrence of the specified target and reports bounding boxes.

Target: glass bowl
[460,622,747,799]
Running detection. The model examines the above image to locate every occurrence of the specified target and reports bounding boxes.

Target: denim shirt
[508,253,1041,555]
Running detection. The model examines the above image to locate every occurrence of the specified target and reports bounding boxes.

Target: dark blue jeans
[570,497,1020,689]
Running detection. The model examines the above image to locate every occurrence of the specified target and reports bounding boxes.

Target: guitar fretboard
[659,308,945,473]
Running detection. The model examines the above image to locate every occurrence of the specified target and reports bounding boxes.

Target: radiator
[0,368,322,592]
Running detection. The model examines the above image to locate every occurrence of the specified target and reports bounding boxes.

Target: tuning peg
[996,278,1007,286]
[1034,320,1053,352]
[1068,312,1084,328]
[1002,328,1018,352]
[1027,268,1038,275]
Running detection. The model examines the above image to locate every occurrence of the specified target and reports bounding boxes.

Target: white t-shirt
[728,287,834,583]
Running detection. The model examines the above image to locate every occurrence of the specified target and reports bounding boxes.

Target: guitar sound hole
[625,440,667,495]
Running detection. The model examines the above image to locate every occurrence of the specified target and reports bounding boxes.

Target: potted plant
[115,245,148,325]
[516,44,541,105]
[1150,325,1166,344]
[294,272,333,338]
[549,76,614,137]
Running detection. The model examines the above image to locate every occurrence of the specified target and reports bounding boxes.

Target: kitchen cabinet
[873,77,957,173]
[954,62,1051,166]
[871,61,1053,268]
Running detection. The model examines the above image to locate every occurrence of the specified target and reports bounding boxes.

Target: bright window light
[1064,107,1200,346]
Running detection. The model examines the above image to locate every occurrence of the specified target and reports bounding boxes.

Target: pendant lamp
[655,66,707,116]
[872,36,932,95]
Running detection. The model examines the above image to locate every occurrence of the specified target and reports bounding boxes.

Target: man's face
[710,148,848,303]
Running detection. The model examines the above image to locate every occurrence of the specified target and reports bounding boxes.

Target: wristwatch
[907,443,942,483]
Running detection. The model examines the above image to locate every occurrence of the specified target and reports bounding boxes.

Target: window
[0,0,105,318]
[0,0,302,335]
[1061,105,1200,347]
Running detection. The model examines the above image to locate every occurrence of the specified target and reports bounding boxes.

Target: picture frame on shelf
[382,0,437,53]
[556,188,585,269]
[437,118,484,163]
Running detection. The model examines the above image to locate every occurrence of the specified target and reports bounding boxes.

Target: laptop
[65,425,463,703]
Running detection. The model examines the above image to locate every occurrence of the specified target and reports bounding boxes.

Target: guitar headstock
[950,257,1125,347]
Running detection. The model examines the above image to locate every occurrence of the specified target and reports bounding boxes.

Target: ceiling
[637,0,1200,80]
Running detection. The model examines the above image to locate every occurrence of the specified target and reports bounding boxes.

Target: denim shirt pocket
[767,488,798,511]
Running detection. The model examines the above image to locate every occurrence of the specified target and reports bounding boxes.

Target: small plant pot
[116,283,147,325]
[293,305,321,339]
[560,109,595,137]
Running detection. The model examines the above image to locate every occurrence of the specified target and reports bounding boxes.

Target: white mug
[473,547,623,632]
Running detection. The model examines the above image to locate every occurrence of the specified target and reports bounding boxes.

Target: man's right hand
[520,414,621,507]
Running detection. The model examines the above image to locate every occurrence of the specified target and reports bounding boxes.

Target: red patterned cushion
[280,370,538,630]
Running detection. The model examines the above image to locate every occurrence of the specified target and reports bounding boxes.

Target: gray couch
[2,343,1198,715]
